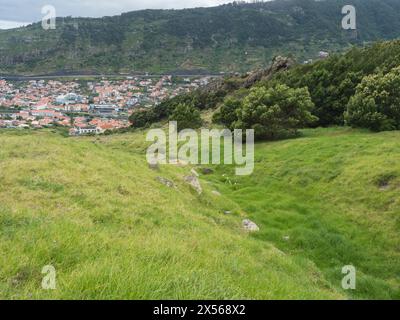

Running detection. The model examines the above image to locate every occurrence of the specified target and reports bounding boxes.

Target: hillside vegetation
[2,0,400,74]
[0,129,343,299]
[132,40,400,136]
[207,127,400,299]
[0,127,399,299]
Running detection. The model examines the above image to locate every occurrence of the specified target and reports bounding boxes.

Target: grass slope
[0,127,398,299]
[206,127,400,299]
[0,129,340,300]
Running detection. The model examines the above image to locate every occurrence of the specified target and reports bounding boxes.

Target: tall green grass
[0,129,341,299]
[205,127,400,299]
[1,127,398,299]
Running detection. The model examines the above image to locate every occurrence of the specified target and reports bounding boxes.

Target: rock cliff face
[242,56,295,88]
[200,56,295,95]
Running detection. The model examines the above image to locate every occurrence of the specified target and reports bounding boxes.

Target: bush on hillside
[212,96,242,129]
[129,108,158,128]
[212,88,249,128]
[274,55,364,126]
[234,84,317,140]
[272,42,400,126]
[129,89,225,129]
[345,66,400,131]
[169,103,202,130]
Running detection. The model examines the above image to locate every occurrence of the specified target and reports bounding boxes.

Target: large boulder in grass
[184,175,203,195]
[156,177,175,188]
[242,219,260,232]
[149,163,159,171]
[201,167,214,175]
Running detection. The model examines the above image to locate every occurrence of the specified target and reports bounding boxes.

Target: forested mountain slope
[1,0,400,74]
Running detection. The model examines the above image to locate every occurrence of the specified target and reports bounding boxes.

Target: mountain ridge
[1,0,400,75]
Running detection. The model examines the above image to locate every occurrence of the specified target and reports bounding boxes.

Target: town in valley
[0,75,215,135]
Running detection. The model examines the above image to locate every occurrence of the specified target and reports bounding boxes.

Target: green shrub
[235,84,317,140]
[345,66,400,131]
[129,108,158,128]
[169,103,202,130]
[212,96,241,129]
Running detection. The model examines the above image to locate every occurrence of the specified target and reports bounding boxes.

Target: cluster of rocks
[156,173,203,195]
[156,167,260,233]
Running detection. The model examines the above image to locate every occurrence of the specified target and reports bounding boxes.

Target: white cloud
[0,20,30,30]
[0,0,236,22]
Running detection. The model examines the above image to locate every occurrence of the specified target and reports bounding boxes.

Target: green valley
[1,0,400,303]
[0,127,399,299]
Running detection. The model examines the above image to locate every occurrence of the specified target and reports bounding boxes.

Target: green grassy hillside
[207,127,400,299]
[0,127,399,299]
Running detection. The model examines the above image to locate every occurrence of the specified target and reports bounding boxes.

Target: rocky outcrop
[199,56,295,98]
[243,56,295,88]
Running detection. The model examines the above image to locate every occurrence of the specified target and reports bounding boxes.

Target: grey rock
[201,167,214,175]
[184,175,203,195]
[149,163,159,171]
[156,177,175,188]
[191,168,199,177]
[242,219,260,232]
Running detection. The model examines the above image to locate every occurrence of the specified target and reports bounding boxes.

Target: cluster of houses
[69,118,128,136]
[0,75,213,135]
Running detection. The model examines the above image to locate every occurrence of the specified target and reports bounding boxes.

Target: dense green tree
[133,40,400,133]
[169,103,203,130]
[235,85,317,140]
[129,108,158,128]
[274,41,400,126]
[345,66,400,131]
[212,96,241,129]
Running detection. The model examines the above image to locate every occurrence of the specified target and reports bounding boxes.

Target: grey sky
[0,0,235,23]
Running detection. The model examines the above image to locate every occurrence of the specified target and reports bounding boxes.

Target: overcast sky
[0,0,236,28]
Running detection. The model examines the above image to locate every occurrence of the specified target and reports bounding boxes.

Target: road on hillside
[1,73,224,81]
